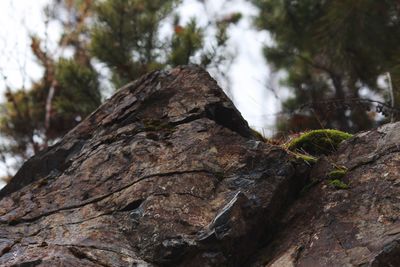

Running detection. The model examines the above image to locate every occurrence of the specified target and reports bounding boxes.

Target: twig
[386,72,395,122]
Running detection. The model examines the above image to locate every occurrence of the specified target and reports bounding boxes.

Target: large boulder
[0,66,399,267]
[252,123,400,266]
[0,66,307,266]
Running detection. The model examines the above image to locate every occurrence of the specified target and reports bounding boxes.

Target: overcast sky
[176,0,279,133]
[0,0,281,186]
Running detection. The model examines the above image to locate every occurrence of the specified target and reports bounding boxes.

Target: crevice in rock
[205,102,253,139]
[371,240,400,267]
[119,199,145,212]
[0,240,18,257]
[10,259,42,267]
[348,145,400,171]
[170,113,206,127]
[174,192,206,200]
[173,161,313,267]
[243,161,313,266]
[56,243,137,262]
[68,246,110,267]
[3,169,216,226]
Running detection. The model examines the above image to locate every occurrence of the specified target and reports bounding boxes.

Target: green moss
[142,119,173,132]
[300,179,319,195]
[329,179,349,190]
[328,167,347,180]
[293,152,318,165]
[287,129,353,156]
[250,128,266,141]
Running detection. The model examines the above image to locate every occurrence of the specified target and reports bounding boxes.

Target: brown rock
[1,66,399,267]
[0,66,307,266]
[253,122,400,267]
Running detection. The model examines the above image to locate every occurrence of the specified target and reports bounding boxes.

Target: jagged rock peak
[0,66,304,266]
[1,66,399,267]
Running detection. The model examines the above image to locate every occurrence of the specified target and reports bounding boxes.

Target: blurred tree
[0,0,101,165]
[253,0,400,134]
[0,0,241,171]
[90,0,240,88]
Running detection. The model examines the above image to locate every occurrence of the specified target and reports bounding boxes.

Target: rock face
[0,66,399,267]
[0,66,307,266]
[254,123,400,267]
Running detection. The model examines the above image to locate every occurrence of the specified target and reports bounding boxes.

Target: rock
[0,66,399,267]
[252,122,400,267]
[0,66,307,266]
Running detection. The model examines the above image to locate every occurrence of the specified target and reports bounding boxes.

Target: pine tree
[253,0,400,134]
[0,0,101,164]
[90,0,239,88]
[0,0,241,171]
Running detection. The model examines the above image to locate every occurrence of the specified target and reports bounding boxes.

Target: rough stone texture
[252,122,400,267]
[0,66,307,266]
[0,66,399,267]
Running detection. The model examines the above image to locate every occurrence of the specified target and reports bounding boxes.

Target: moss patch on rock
[292,152,318,165]
[300,179,320,195]
[328,167,347,180]
[287,129,353,156]
[250,128,266,142]
[142,119,173,132]
[329,179,349,190]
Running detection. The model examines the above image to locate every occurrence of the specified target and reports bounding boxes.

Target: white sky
[0,0,282,186]
[176,0,278,134]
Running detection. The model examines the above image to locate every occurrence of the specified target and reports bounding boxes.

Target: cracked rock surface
[252,122,400,267]
[0,66,306,266]
[0,66,399,267]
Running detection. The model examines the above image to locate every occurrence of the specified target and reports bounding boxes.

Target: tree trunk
[331,73,350,131]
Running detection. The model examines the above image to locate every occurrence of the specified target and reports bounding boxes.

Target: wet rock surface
[0,66,399,266]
